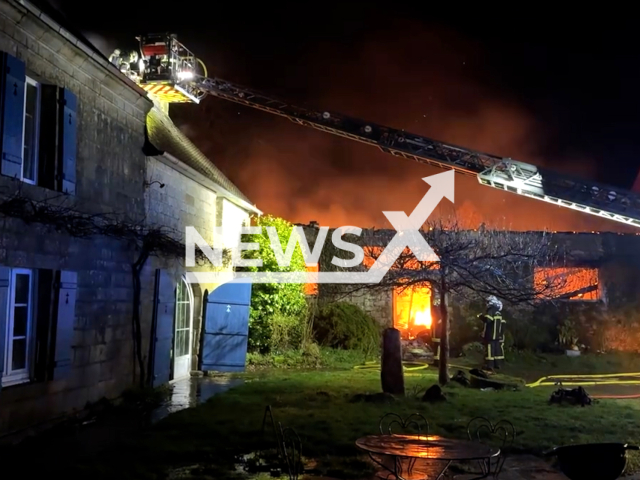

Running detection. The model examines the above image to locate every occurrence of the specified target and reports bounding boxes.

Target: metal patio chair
[375,413,431,479]
[280,425,303,480]
[456,416,515,479]
[259,405,303,480]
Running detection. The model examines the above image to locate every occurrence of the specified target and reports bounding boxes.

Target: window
[1,268,77,388]
[1,53,77,194]
[393,285,432,339]
[173,278,194,380]
[3,269,34,386]
[304,264,318,296]
[174,278,192,359]
[22,77,40,184]
[534,267,601,301]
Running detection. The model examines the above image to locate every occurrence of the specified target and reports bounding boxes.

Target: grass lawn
[486,350,640,383]
[14,352,640,479]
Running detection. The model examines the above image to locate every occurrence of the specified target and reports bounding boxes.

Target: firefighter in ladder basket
[478,295,504,371]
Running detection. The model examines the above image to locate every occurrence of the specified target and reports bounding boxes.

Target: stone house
[0,0,259,437]
[301,224,640,347]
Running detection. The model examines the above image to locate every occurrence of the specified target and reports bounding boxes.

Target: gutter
[157,152,262,215]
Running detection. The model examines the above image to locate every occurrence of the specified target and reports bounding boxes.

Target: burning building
[301,225,640,341]
[360,246,435,339]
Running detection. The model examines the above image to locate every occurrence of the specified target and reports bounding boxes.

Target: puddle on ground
[150,375,244,423]
[167,465,289,480]
[167,456,301,480]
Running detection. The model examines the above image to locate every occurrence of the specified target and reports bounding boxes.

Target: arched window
[174,277,193,378]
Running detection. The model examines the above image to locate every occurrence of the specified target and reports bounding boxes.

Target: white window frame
[174,277,194,359]
[21,77,41,185]
[3,268,34,386]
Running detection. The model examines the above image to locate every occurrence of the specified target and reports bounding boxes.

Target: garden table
[356,434,499,480]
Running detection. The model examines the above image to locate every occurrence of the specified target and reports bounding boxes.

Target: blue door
[201,281,252,373]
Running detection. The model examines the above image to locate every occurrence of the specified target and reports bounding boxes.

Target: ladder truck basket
[136,33,206,103]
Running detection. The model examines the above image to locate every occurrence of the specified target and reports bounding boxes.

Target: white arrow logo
[185,171,454,284]
[364,170,452,282]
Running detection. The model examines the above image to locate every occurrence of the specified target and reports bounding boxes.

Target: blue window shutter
[152,269,175,387]
[1,53,25,179]
[59,88,77,195]
[0,266,10,391]
[53,270,77,379]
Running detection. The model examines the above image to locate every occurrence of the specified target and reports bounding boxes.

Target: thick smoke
[173,22,631,232]
[81,32,116,58]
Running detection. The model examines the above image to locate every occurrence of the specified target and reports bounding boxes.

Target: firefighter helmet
[486,295,503,311]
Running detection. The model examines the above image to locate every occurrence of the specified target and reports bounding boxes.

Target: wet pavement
[364,455,570,480]
[167,454,572,479]
[150,374,244,423]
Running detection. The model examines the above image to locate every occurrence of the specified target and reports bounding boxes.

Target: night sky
[49,2,640,232]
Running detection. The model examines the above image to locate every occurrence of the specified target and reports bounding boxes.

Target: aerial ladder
[111,33,640,229]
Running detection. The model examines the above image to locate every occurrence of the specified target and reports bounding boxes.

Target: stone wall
[145,157,217,243]
[0,0,152,436]
[340,289,393,328]
[142,155,218,373]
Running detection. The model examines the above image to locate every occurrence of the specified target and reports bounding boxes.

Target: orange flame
[414,309,432,329]
[393,285,432,339]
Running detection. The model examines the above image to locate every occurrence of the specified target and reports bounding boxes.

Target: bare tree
[328,217,569,385]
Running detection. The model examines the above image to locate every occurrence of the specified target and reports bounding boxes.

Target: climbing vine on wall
[0,184,211,388]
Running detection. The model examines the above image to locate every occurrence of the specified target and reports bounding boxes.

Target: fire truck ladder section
[127,33,640,228]
[192,76,640,229]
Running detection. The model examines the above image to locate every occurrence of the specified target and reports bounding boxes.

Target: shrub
[241,215,307,353]
[506,305,555,352]
[313,302,381,358]
[450,299,484,356]
[269,312,304,353]
[585,304,640,353]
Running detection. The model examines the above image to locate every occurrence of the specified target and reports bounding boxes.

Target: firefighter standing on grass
[477,295,504,370]
[431,295,442,367]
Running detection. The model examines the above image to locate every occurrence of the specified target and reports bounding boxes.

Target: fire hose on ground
[353,362,640,398]
[525,372,640,399]
[353,361,429,372]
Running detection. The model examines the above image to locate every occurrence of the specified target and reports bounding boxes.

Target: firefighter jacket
[498,315,506,343]
[480,305,501,342]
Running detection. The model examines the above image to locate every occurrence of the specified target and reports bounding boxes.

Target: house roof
[146,106,254,206]
[16,0,148,100]
[20,0,112,63]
